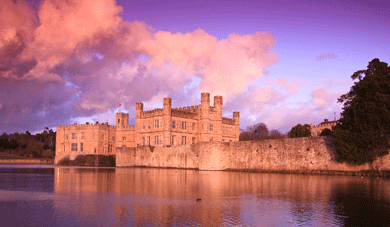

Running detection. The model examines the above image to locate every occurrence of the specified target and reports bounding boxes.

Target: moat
[1,164,390,226]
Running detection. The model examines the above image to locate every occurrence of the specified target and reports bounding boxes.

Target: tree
[288,124,311,138]
[332,58,390,165]
[239,123,284,141]
[268,130,285,139]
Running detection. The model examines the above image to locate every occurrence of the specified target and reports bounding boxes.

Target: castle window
[71,143,77,151]
[71,133,77,140]
[92,133,95,139]
[147,136,150,146]
[172,121,176,129]
[80,143,83,152]
[81,132,85,140]
[182,121,186,130]
[154,135,162,145]
[66,135,68,140]
[142,122,145,130]
[192,123,196,130]
[102,134,104,140]
[122,137,126,141]
[229,128,232,134]
[182,136,186,145]
[147,122,150,129]
[142,137,145,146]
[63,145,65,152]
[210,124,214,131]
[94,148,96,153]
[118,119,120,123]
[192,137,196,144]
[172,135,175,145]
[155,119,163,129]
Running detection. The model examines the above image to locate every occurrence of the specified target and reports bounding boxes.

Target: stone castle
[55,93,239,164]
[310,119,339,136]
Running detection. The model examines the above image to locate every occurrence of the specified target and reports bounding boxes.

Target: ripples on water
[0,164,390,226]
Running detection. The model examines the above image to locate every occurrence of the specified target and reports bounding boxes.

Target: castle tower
[233,111,240,139]
[163,97,172,146]
[200,93,210,142]
[135,102,144,146]
[116,112,129,127]
[213,96,223,141]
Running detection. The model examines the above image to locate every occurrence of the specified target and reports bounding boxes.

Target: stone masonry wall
[117,137,390,173]
[116,145,199,169]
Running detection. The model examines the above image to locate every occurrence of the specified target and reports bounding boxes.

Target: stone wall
[117,137,390,173]
[116,145,199,169]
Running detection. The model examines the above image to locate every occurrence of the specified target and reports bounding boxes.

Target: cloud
[269,78,301,94]
[0,0,278,133]
[310,85,342,109]
[315,53,337,61]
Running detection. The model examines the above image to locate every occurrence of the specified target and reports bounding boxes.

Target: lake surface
[0,164,390,226]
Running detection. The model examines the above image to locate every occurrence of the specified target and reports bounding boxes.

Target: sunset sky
[1,0,389,134]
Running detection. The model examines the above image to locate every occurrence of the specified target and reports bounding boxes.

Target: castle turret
[163,97,172,146]
[200,93,210,142]
[136,102,144,119]
[116,112,129,127]
[233,111,240,139]
[213,95,223,141]
[135,102,144,146]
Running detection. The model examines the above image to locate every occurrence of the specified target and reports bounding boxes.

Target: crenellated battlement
[222,117,235,125]
[141,108,163,118]
[172,105,200,113]
[57,122,116,130]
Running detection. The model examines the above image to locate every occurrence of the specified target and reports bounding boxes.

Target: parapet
[201,92,210,103]
[141,108,163,118]
[163,97,172,106]
[136,102,144,111]
[57,122,116,130]
[214,96,223,106]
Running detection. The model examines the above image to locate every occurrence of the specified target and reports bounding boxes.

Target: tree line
[239,123,286,141]
[0,127,56,159]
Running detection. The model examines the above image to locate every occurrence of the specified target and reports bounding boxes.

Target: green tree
[288,124,311,138]
[332,58,390,165]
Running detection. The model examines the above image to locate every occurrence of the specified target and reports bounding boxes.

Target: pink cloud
[0,0,279,133]
[310,85,342,109]
[316,53,337,61]
[273,78,301,94]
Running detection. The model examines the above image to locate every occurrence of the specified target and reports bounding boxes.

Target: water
[0,164,390,226]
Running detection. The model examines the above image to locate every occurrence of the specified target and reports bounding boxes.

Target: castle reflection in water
[53,167,390,226]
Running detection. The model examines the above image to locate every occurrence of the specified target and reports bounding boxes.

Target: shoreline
[0,159,54,164]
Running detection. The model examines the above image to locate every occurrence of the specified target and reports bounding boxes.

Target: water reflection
[52,167,390,226]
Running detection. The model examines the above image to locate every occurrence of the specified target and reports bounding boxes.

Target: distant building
[310,119,339,136]
[55,93,239,163]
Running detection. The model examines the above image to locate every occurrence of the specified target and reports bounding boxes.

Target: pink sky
[1,0,389,134]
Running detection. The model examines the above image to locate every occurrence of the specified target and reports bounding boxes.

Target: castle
[310,119,339,136]
[55,93,239,164]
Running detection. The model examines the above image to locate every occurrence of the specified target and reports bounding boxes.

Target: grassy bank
[0,153,53,164]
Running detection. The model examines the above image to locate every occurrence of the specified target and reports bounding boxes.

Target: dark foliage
[0,128,56,159]
[332,58,390,165]
[287,124,311,138]
[240,123,285,141]
[319,128,332,136]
